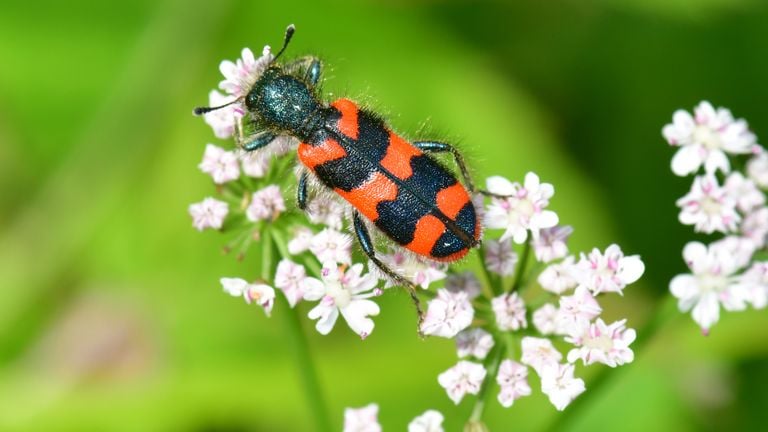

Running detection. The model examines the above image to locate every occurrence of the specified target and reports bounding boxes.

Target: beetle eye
[245,91,259,110]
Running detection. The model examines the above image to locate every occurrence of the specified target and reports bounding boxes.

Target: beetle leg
[352,212,426,337]
[238,131,277,152]
[414,140,511,198]
[284,56,322,85]
[297,171,309,210]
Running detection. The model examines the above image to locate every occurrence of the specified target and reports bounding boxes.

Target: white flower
[274,259,323,307]
[483,238,518,276]
[378,250,447,289]
[189,197,228,231]
[420,289,474,338]
[246,185,286,222]
[220,278,275,316]
[307,195,345,230]
[437,360,487,404]
[711,235,756,270]
[663,101,756,176]
[484,173,559,244]
[408,410,444,432]
[288,226,314,255]
[520,337,562,375]
[343,403,381,432]
[456,328,494,360]
[670,241,749,331]
[532,303,561,335]
[733,261,768,309]
[573,244,645,295]
[219,46,274,99]
[747,151,768,188]
[445,271,482,300]
[557,286,602,336]
[309,228,353,265]
[538,256,578,294]
[677,174,740,234]
[240,150,270,178]
[303,262,382,338]
[203,90,242,139]
[565,318,636,367]
[742,207,768,249]
[491,292,527,331]
[725,172,765,213]
[496,360,531,408]
[539,363,586,411]
[199,144,240,184]
[533,225,573,263]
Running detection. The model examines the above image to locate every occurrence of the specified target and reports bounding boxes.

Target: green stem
[264,230,333,432]
[477,245,501,297]
[544,295,679,432]
[469,337,507,423]
[509,241,531,293]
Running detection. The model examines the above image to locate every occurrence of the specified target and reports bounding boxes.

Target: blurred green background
[2,0,768,430]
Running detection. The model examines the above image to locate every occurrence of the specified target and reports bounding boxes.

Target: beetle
[195,25,501,326]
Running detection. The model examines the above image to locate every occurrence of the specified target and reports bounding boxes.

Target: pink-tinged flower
[240,150,270,178]
[483,238,518,276]
[725,172,765,213]
[742,207,768,249]
[421,289,474,338]
[203,90,242,139]
[220,278,275,316]
[532,303,561,335]
[496,360,531,408]
[246,185,286,222]
[573,244,645,295]
[343,403,382,432]
[734,262,768,309]
[747,151,768,188]
[533,225,573,263]
[218,46,274,99]
[662,101,756,176]
[565,318,636,367]
[538,256,578,294]
[539,363,586,411]
[456,328,494,360]
[711,236,756,270]
[670,241,749,331]
[303,262,381,337]
[378,250,447,289]
[437,360,487,404]
[484,173,559,244]
[557,286,602,336]
[309,228,353,265]
[445,271,482,300]
[408,410,444,432]
[199,144,240,184]
[274,259,323,307]
[491,292,527,331]
[288,226,314,255]
[677,174,740,234]
[307,195,345,230]
[189,197,229,231]
[520,337,563,375]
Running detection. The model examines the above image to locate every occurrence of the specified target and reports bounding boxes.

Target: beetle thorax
[246,68,319,135]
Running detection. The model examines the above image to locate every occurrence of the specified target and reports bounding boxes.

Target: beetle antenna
[193,97,242,116]
[273,24,296,61]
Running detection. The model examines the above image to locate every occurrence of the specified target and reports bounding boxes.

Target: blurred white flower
[246,185,286,222]
[307,195,345,230]
[303,262,381,338]
[199,144,240,184]
[533,225,573,263]
[557,286,602,335]
[677,174,740,234]
[532,303,561,335]
[496,359,531,408]
[711,235,756,269]
[288,226,314,255]
[445,271,482,300]
[733,261,768,309]
[189,197,228,231]
[724,172,765,213]
[662,101,756,176]
[241,150,271,178]
[421,289,474,338]
[456,328,494,360]
[747,151,768,188]
[378,250,447,289]
[565,318,636,367]
[538,256,578,294]
[309,228,353,265]
[574,244,645,295]
[742,207,768,249]
[219,46,274,99]
[484,173,559,244]
[408,410,444,432]
[437,360,487,404]
[203,90,241,139]
[520,337,562,375]
[539,363,586,411]
[492,292,527,331]
[274,259,322,307]
[344,403,382,432]
[220,278,275,316]
[483,238,518,276]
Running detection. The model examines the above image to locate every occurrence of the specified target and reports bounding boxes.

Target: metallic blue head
[245,67,320,133]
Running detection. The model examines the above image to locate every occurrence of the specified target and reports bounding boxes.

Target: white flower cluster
[428,172,643,411]
[662,101,768,332]
[343,404,445,432]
